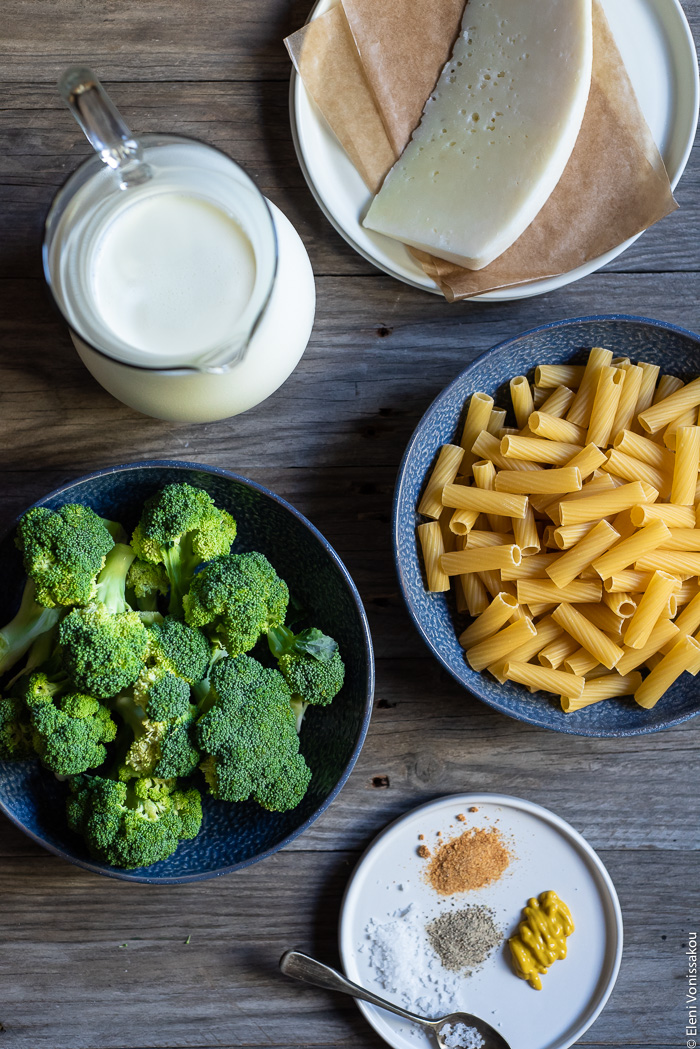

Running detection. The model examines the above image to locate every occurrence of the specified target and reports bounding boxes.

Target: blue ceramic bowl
[0,461,374,882]
[394,315,700,737]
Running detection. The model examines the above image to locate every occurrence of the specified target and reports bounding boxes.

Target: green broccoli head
[23,670,117,776]
[0,578,62,677]
[116,671,200,781]
[268,626,345,706]
[131,484,237,616]
[59,605,148,700]
[66,774,203,869]
[15,504,115,608]
[126,560,169,612]
[183,552,289,657]
[195,654,311,811]
[145,616,211,685]
[0,694,36,761]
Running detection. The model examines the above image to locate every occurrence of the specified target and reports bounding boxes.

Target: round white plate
[290,0,699,300]
[339,793,623,1049]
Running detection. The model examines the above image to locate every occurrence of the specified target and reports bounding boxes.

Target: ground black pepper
[426,905,502,972]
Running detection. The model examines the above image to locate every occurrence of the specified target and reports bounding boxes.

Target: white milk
[91,193,257,358]
[45,136,316,420]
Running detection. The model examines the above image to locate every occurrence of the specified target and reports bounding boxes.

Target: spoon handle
[279,950,435,1031]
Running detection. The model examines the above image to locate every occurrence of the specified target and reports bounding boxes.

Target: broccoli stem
[192,645,228,714]
[94,544,137,615]
[102,518,128,544]
[0,579,61,676]
[162,536,198,617]
[267,625,295,659]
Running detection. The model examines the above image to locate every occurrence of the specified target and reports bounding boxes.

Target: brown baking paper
[286,0,677,300]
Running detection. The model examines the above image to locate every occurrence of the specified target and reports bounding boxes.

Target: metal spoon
[279,950,511,1049]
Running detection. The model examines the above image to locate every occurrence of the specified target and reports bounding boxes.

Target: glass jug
[43,68,316,422]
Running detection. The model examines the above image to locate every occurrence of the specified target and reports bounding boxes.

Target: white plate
[339,793,623,1049]
[290,0,699,300]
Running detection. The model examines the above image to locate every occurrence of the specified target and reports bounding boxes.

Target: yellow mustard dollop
[508,890,574,990]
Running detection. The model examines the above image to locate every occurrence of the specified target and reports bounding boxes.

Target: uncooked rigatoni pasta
[414,346,700,714]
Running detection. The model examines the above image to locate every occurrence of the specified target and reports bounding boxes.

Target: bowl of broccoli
[0,461,374,882]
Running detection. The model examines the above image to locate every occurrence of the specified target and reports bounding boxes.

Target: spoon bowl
[279,950,511,1049]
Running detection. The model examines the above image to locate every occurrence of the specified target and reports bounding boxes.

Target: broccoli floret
[59,544,149,700]
[22,669,117,776]
[268,626,345,707]
[0,694,35,761]
[126,560,169,612]
[131,483,237,616]
[114,671,200,781]
[195,654,311,811]
[0,578,62,677]
[15,504,115,608]
[145,616,211,685]
[183,552,289,657]
[66,774,203,869]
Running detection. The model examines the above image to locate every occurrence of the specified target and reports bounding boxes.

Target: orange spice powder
[424,826,511,894]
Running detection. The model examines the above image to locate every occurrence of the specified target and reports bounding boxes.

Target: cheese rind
[363,0,593,271]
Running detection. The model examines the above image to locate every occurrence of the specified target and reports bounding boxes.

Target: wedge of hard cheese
[363,0,593,271]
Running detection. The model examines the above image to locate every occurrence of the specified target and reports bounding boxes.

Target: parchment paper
[287,0,677,300]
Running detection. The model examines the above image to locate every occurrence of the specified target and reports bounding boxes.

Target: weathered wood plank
[0,844,693,1048]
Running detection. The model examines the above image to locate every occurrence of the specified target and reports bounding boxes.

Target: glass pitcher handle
[59,66,152,189]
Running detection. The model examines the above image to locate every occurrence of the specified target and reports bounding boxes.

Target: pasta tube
[559,481,649,527]
[535,364,585,389]
[441,484,528,519]
[465,530,512,548]
[517,579,602,605]
[466,618,536,672]
[670,426,700,505]
[630,503,696,528]
[552,602,624,670]
[500,553,560,580]
[528,412,585,444]
[591,519,671,579]
[615,618,681,675]
[418,444,465,518]
[537,386,575,418]
[494,467,581,495]
[501,436,583,466]
[547,519,620,589]
[613,430,675,473]
[417,522,450,592]
[623,571,679,649]
[635,635,700,708]
[513,504,540,556]
[510,376,534,430]
[635,551,700,575]
[604,570,655,593]
[440,544,522,576]
[561,672,643,712]
[552,522,597,550]
[503,660,584,699]
[610,365,643,441]
[566,347,614,427]
[632,362,660,429]
[459,572,490,616]
[586,366,624,448]
[471,431,542,472]
[488,616,562,682]
[564,648,601,676]
[602,449,671,499]
[538,633,581,670]
[460,392,494,464]
[487,408,507,435]
[458,592,519,649]
[638,376,700,434]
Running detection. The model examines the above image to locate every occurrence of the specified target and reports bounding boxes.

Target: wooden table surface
[1,2,699,1047]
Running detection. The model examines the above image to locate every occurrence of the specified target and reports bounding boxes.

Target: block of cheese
[363,0,593,271]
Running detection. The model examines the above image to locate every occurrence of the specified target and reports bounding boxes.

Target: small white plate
[339,793,623,1049]
[290,0,699,300]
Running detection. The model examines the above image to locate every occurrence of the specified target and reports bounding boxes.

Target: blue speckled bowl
[0,461,374,882]
[393,315,700,737]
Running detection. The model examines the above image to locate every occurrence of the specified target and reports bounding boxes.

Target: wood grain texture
[0,0,699,1046]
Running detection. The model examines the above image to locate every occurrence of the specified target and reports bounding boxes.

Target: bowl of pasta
[393,314,700,736]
